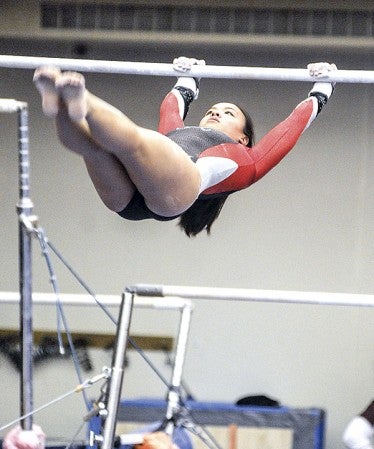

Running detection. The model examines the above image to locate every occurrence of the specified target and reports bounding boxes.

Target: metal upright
[100,292,134,449]
[17,101,34,430]
[0,98,35,430]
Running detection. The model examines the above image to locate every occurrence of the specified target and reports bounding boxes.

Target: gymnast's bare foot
[55,71,87,121]
[33,66,61,117]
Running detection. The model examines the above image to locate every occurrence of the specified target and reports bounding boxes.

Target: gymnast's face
[199,103,249,145]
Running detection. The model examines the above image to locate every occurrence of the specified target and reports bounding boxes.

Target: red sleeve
[250,97,318,182]
[158,91,184,135]
[199,97,319,196]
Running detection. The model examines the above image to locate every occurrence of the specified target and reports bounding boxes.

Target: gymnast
[33,57,337,237]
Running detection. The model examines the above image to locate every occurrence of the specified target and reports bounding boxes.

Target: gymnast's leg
[34,66,136,212]
[34,67,201,217]
[57,105,137,212]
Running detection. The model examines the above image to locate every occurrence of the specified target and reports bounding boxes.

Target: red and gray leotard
[159,89,321,198]
[118,86,326,221]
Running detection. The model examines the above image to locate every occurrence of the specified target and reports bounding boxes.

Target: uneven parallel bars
[0,291,192,310]
[126,284,374,308]
[0,54,373,83]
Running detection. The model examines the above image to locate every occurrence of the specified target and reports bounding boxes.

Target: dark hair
[237,104,255,147]
[178,195,229,237]
[179,105,255,237]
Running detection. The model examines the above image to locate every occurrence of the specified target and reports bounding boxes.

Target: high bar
[0,54,373,83]
[126,284,374,307]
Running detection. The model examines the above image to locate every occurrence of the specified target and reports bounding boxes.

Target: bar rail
[126,284,374,307]
[0,291,192,310]
[0,55,373,83]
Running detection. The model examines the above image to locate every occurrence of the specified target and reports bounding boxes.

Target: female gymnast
[33,57,337,237]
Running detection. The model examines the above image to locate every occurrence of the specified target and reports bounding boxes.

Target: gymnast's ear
[239,135,249,145]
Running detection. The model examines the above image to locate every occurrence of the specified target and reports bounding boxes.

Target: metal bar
[126,284,374,308]
[164,303,193,435]
[0,99,27,113]
[0,55,373,83]
[0,291,191,310]
[100,292,134,449]
[16,102,33,430]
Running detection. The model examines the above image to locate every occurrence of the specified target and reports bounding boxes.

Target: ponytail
[178,195,229,237]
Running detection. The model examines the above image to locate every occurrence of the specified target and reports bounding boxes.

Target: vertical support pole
[16,102,34,430]
[164,303,193,435]
[101,292,134,449]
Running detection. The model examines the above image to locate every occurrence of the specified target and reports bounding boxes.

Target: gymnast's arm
[158,56,204,135]
[250,63,336,183]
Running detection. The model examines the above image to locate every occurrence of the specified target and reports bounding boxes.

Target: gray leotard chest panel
[166,126,236,161]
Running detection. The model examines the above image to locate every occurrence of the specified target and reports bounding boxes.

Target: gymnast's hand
[308,62,337,108]
[308,62,337,79]
[172,57,205,100]
[172,56,206,73]
[308,62,337,101]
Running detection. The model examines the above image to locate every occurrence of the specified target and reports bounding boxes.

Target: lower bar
[127,284,374,307]
[0,291,191,310]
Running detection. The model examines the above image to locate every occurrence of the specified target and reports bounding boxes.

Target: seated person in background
[135,432,179,449]
[343,400,374,449]
[3,425,45,449]
[122,422,191,449]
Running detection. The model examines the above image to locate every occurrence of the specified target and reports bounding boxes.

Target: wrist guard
[308,91,328,115]
[308,82,334,115]
[173,86,195,120]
